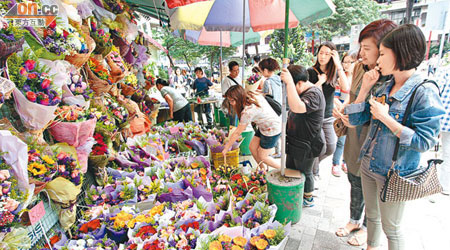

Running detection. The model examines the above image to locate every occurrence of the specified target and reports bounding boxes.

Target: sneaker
[341,163,348,174]
[332,165,342,177]
[272,153,281,158]
[303,196,314,207]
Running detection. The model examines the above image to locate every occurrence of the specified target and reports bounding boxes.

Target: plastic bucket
[219,110,230,127]
[214,108,220,124]
[267,170,305,224]
[240,130,254,156]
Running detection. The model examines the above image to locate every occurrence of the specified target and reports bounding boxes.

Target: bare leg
[249,136,261,165]
[258,146,280,169]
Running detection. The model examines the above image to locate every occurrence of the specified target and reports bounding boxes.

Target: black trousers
[173,104,192,123]
[286,154,315,193]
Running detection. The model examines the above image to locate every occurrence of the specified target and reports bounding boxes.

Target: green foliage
[152,27,236,71]
[308,0,383,41]
[270,26,313,67]
[157,65,169,80]
[429,41,450,58]
[267,226,287,246]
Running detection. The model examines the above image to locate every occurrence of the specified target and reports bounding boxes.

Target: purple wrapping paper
[158,187,193,203]
[182,179,213,202]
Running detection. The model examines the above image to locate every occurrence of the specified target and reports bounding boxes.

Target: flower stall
[0,1,291,250]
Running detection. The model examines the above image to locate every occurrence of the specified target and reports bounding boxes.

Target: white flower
[86,238,94,246]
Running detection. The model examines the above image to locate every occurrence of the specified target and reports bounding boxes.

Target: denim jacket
[345,73,444,177]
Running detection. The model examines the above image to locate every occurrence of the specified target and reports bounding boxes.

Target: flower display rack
[22,197,61,249]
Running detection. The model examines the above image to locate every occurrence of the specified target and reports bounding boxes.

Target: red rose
[28,73,37,79]
[63,30,69,39]
[26,91,37,102]
[24,59,36,71]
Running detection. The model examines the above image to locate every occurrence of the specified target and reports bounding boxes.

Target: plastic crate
[211,148,240,168]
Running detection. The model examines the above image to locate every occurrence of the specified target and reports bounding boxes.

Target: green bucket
[267,170,305,224]
[240,130,254,156]
[214,108,220,124]
[219,110,230,127]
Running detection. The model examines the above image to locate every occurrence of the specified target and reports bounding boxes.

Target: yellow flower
[135,215,145,222]
[42,155,55,165]
[127,219,137,229]
[218,234,232,243]
[149,204,164,217]
[243,175,250,182]
[231,245,243,250]
[233,236,247,247]
[250,236,261,246]
[255,239,268,250]
[209,241,222,250]
[191,162,199,169]
[199,168,207,175]
[263,229,276,239]
[28,162,47,176]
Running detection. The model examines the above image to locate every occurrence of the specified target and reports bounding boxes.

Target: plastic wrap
[12,88,57,130]
[0,130,30,192]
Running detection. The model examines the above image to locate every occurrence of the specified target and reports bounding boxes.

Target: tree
[199,46,237,73]
[309,0,383,41]
[269,26,314,67]
[152,27,237,72]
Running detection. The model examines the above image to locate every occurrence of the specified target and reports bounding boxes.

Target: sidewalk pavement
[244,148,450,250]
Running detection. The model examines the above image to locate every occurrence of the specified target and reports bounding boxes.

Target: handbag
[286,131,323,161]
[380,80,443,202]
[333,118,347,137]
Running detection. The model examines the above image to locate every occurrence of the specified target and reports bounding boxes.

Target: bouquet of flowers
[120,73,138,97]
[106,46,127,83]
[0,20,25,62]
[89,19,112,57]
[27,147,57,193]
[67,71,93,100]
[143,68,155,90]
[54,105,93,123]
[0,156,26,233]
[207,235,248,250]
[245,73,262,92]
[85,57,114,95]
[65,24,96,69]
[7,49,61,106]
[54,152,82,186]
[248,225,288,250]
[102,0,125,14]
[41,20,89,57]
[103,96,129,126]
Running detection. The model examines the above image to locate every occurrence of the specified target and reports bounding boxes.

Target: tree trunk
[255,44,259,55]
[183,54,191,69]
[210,50,216,75]
[405,0,415,24]
[167,53,175,67]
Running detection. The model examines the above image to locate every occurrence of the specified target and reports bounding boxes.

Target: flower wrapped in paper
[65,24,96,68]
[61,69,93,108]
[7,49,61,132]
[89,18,113,57]
[0,20,25,65]
[106,46,127,83]
[27,145,58,194]
[85,56,114,95]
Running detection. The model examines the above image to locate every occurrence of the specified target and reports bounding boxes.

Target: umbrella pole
[242,0,246,86]
[280,0,290,177]
[220,31,223,84]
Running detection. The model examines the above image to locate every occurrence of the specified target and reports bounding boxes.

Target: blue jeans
[332,135,346,165]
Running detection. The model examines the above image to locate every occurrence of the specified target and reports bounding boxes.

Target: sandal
[347,230,367,246]
[335,223,360,237]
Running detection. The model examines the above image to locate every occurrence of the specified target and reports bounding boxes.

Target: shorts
[255,129,281,149]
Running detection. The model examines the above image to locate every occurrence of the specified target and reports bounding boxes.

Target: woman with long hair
[333,19,397,247]
[222,85,281,169]
[308,41,350,181]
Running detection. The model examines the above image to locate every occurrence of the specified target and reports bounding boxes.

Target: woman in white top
[222,85,281,169]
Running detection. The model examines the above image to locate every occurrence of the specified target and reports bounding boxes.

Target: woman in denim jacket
[345,24,444,250]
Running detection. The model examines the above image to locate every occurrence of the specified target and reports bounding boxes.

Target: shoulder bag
[380,80,443,202]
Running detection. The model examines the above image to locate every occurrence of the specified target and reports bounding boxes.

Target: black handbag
[286,132,323,161]
[380,80,443,202]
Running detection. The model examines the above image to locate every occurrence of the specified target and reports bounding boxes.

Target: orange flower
[263,229,276,239]
[233,236,247,247]
[250,236,261,246]
[231,245,243,250]
[191,162,199,169]
[209,241,223,250]
[255,239,268,250]
[218,234,232,243]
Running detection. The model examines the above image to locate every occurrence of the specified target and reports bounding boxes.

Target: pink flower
[91,195,99,201]
[0,170,10,181]
[49,20,56,29]
[63,30,69,39]
[41,79,51,90]
[58,165,66,173]
[98,29,105,36]
[4,198,19,212]
[101,193,107,200]
[19,67,27,76]
[40,98,49,106]
[24,59,36,71]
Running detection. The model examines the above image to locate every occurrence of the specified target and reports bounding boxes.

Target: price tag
[169,126,179,134]
[29,201,46,226]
